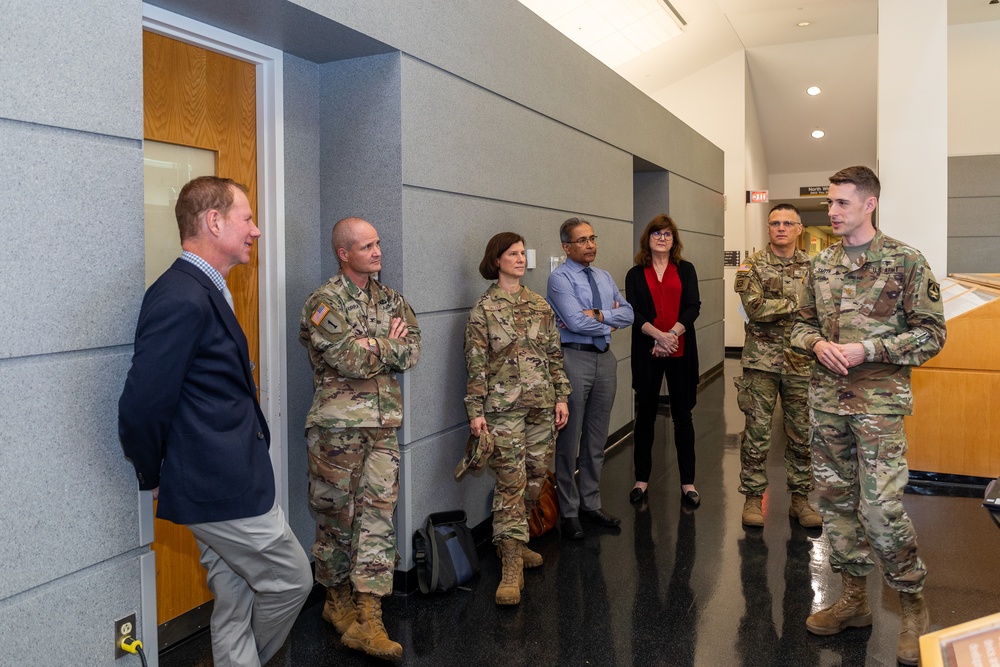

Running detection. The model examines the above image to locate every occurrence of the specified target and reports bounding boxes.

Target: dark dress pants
[633,354,697,485]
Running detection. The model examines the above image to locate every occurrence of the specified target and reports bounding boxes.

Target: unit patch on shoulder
[927,280,941,302]
[310,302,331,326]
[735,275,750,292]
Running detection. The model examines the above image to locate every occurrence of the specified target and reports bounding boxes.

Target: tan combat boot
[495,539,524,605]
[321,583,357,635]
[742,496,764,526]
[341,592,403,661]
[806,574,873,635]
[496,542,543,568]
[789,494,822,528]
[897,591,929,666]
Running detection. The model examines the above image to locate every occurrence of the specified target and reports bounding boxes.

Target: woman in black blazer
[624,214,702,507]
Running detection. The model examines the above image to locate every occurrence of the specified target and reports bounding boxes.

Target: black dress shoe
[561,517,584,540]
[681,490,701,508]
[629,487,648,504]
[581,508,622,527]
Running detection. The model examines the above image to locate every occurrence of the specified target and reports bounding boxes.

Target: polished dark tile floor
[163,359,1000,666]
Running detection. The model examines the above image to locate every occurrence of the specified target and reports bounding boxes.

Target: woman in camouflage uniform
[464,232,570,606]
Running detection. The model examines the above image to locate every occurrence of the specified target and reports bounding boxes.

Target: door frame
[141,4,288,511]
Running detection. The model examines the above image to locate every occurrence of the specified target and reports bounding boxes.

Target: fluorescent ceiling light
[806,86,821,96]
[519,0,686,69]
[811,130,825,139]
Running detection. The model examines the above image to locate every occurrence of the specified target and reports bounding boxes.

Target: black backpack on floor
[413,510,479,594]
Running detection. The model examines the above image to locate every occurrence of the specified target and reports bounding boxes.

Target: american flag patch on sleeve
[310,303,331,326]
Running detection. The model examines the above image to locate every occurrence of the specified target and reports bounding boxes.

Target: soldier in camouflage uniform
[300,217,420,661]
[734,203,820,528]
[790,166,945,666]
[464,232,570,606]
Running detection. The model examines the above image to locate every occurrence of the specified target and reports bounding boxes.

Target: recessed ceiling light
[812,130,825,139]
[807,86,821,96]
[797,21,811,27]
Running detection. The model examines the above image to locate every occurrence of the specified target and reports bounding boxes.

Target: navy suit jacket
[118,258,274,525]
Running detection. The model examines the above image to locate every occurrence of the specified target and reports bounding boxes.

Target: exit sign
[746,190,769,203]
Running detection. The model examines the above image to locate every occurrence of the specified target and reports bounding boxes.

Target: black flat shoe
[629,487,648,504]
[681,490,701,508]
[561,516,584,540]
[581,508,622,527]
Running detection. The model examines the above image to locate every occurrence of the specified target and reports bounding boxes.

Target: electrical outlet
[114,613,137,659]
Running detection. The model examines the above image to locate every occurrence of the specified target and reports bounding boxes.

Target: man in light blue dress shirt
[546,217,634,539]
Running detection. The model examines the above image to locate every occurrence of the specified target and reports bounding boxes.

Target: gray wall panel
[400,57,633,222]
[283,54,323,550]
[948,155,1000,274]
[0,122,143,359]
[948,237,999,274]
[668,174,726,238]
[699,278,726,331]
[610,357,635,436]
[319,52,404,287]
[697,319,726,378]
[949,154,1000,197]
[948,196,1000,237]
[0,557,144,667]
[400,188,634,314]
[0,351,137,599]
[405,311,469,442]
[677,232,725,283]
[0,0,142,140]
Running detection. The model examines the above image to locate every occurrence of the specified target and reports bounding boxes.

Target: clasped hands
[812,340,865,375]
[652,329,679,357]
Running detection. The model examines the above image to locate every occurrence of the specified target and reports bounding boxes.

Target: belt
[562,342,608,354]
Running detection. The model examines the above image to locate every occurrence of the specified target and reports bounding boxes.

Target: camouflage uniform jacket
[464,283,571,419]
[735,246,813,377]
[300,272,421,429]
[791,231,945,416]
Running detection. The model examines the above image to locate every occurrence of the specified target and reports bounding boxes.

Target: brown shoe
[897,591,929,666]
[321,584,357,635]
[496,541,543,569]
[789,494,822,528]
[341,593,402,661]
[806,574,873,635]
[742,496,764,527]
[495,539,524,605]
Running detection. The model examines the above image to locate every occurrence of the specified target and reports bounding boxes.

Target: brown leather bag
[528,470,559,538]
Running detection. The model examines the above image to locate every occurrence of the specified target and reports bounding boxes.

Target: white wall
[949,20,1000,157]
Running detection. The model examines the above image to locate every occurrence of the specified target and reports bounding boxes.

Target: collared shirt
[546,258,634,346]
[180,250,228,294]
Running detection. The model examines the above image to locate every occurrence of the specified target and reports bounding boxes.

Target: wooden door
[142,30,260,642]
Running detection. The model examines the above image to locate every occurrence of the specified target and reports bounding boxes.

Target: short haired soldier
[791,166,946,666]
[300,217,421,662]
[734,203,820,528]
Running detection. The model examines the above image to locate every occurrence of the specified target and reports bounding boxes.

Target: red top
[644,262,684,358]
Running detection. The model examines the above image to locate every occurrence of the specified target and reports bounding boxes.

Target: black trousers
[632,355,697,485]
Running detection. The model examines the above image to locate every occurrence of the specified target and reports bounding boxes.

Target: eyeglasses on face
[768,220,801,229]
[650,229,673,239]
[567,235,598,246]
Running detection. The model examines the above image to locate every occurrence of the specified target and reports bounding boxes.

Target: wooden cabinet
[906,274,1000,477]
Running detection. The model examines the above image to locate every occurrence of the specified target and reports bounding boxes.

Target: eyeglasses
[768,221,801,228]
[650,230,673,239]
[567,235,598,246]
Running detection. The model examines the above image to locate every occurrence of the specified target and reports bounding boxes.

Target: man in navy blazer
[119,176,311,667]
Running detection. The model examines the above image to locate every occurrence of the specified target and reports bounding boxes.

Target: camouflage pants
[486,407,556,544]
[306,425,399,596]
[735,369,812,496]
[810,410,925,592]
